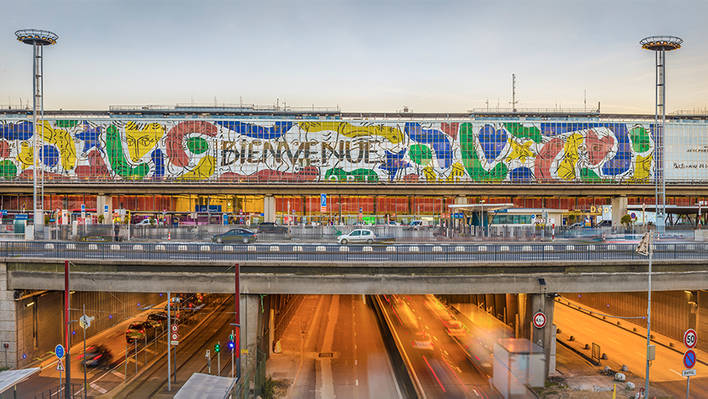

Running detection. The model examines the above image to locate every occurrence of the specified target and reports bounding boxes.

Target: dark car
[80,345,112,369]
[125,321,148,343]
[256,222,289,235]
[212,228,257,244]
[147,311,168,329]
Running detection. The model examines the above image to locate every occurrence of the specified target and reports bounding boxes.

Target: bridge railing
[1,241,706,263]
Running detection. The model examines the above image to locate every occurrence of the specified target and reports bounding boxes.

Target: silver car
[338,229,375,245]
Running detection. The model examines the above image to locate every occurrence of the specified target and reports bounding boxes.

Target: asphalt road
[381,294,499,398]
[286,295,401,399]
[554,299,708,398]
[15,296,221,398]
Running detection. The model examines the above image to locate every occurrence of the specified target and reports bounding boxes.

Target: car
[568,222,585,229]
[338,229,376,245]
[256,222,289,234]
[405,220,425,230]
[135,218,154,226]
[212,228,257,244]
[125,321,149,343]
[413,331,434,350]
[80,345,112,369]
[597,220,612,227]
[444,320,465,336]
[147,311,168,329]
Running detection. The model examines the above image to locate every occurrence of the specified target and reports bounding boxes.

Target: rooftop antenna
[511,74,518,113]
[584,89,587,112]
[485,98,489,112]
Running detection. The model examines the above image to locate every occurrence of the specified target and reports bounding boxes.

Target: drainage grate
[318,352,334,358]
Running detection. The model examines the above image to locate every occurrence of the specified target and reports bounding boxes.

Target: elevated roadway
[3,241,708,295]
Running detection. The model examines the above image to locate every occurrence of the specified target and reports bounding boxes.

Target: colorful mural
[0,117,698,184]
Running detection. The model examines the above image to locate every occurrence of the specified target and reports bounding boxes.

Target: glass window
[351,230,361,236]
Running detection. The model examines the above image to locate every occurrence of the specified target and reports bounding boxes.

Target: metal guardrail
[1,241,707,263]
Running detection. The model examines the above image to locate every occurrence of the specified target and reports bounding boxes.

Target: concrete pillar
[528,293,556,379]
[494,294,506,322]
[611,196,628,228]
[454,196,467,231]
[263,195,276,223]
[0,264,17,368]
[485,294,494,314]
[505,294,518,328]
[240,294,260,394]
[96,194,113,224]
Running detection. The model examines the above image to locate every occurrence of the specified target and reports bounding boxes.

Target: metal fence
[2,241,707,263]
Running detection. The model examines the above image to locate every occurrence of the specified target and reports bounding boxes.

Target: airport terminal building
[1,107,707,226]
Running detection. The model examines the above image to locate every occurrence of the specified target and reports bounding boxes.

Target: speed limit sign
[684,329,697,349]
[533,311,547,329]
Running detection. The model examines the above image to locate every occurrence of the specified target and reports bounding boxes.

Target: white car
[338,229,376,245]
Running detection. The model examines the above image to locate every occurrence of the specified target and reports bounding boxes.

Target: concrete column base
[97,195,113,224]
[240,294,260,394]
[263,196,276,223]
[611,196,628,228]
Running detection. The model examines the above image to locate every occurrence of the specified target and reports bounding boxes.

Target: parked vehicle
[405,220,425,230]
[80,345,113,369]
[256,222,289,234]
[212,228,257,244]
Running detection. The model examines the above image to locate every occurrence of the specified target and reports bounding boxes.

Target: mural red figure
[166,121,218,167]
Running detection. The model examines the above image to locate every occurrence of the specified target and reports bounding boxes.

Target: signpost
[320,194,327,213]
[171,324,179,345]
[682,327,698,399]
[532,311,547,329]
[55,344,64,393]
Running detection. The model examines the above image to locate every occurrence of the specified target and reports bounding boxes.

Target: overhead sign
[54,344,65,359]
[683,350,696,369]
[320,194,326,208]
[532,311,547,329]
[56,358,64,372]
[682,369,697,377]
[684,329,697,349]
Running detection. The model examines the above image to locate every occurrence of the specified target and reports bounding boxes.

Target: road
[114,296,235,398]
[16,295,222,398]
[554,299,708,398]
[380,294,498,398]
[284,295,401,399]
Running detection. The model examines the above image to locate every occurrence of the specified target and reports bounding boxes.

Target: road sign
[205,349,210,359]
[684,328,697,349]
[56,359,64,372]
[320,194,326,208]
[682,369,697,377]
[171,332,179,341]
[171,324,179,333]
[54,344,64,359]
[532,311,547,329]
[683,350,696,369]
[79,314,94,329]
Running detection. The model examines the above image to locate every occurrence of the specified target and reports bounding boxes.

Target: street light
[15,29,58,238]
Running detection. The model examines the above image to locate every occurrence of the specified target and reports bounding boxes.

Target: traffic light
[227,339,235,351]
[214,343,221,353]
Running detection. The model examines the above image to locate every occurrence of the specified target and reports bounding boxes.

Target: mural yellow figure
[422,165,437,182]
[179,155,215,181]
[446,162,466,183]
[16,142,33,169]
[39,121,77,170]
[557,133,583,180]
[125,122,164,162]
[632,153,653,181]
[505,140,534,163]
[299,122,404,144]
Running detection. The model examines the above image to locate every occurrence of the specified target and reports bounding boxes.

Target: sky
[1,0,707,113]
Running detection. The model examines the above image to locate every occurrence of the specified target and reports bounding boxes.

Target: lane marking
[423,355,446,393]
[90,382,108,394]
[669,368,681,376]
[355,378,359,386]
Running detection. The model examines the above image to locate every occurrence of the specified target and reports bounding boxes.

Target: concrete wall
[0,264,16,368]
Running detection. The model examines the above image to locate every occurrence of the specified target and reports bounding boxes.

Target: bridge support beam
[0,264,16,369]
[527,293,556,379]
[611,196,628,228]
[263,195,276,223]
[240,294,262,395]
